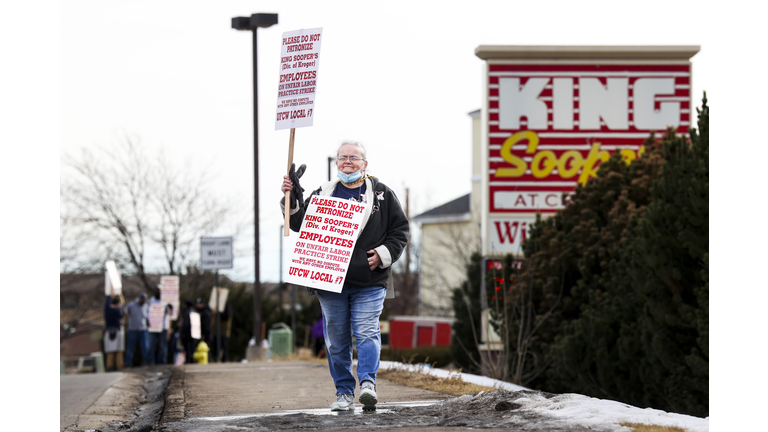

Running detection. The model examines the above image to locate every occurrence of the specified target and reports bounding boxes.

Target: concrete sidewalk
[158,360,461,430]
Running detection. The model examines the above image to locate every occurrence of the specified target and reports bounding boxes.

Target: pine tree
[490,140,663,392]
[450,252,483,374]
[614,94,709,417]
[547,139,664,399]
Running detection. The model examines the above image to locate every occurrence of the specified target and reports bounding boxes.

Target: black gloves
[288,163,307,209]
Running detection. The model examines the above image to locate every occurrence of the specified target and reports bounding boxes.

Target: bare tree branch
[419,219,482,317]
[61,133,241,287]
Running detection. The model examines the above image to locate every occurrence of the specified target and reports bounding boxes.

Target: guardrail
[60,352,105,374]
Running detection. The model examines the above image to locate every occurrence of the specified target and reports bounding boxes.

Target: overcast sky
[58,0,734,285]
[1,1,764,427]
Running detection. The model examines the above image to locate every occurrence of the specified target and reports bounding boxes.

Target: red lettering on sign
[494,221,527,244]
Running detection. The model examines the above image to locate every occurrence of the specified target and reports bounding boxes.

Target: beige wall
[419,219,479,317]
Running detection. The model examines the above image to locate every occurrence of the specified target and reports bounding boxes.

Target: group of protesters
[178,297,232,364]
[103,287,231,370]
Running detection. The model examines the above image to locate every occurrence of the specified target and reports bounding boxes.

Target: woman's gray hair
[336,141,367,160]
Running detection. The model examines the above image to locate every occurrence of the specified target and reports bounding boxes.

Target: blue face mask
[337,169,363,183]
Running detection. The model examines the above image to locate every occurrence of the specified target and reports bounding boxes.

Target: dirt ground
[153,361,608,432]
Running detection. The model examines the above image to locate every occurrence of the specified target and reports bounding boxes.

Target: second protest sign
[285,196,367,293]
[275,27,322,131]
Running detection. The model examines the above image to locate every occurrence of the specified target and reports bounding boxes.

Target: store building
[415,45,700,372]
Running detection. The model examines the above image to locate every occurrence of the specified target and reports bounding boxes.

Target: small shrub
[380,345,453,368]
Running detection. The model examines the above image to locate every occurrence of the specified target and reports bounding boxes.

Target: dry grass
[293,348,323,362]
[377,364,497,396]
[620,423,691,432]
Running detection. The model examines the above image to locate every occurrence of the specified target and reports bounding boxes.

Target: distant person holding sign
[125,292,150,367]
[104,287,125,371]
[161,304,173,363]
[180,300,195,364]
[147,290,163,365]
[147,290,173,365]
[280,141,409,411]
[213,300,233,363]
[196,298,213,361]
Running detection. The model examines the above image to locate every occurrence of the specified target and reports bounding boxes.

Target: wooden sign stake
[284,127,296,236]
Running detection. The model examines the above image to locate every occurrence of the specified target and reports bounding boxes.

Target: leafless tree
[60,211,120,273]
[486,246,565,386]
[418,219,481,317]
[60,133,246,291]
[386,239,421,316]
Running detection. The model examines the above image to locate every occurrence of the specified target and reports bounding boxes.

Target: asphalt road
[60,369,170,432]
[60,372,127,430]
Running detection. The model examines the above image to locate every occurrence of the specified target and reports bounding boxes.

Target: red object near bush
[387,316,453,349]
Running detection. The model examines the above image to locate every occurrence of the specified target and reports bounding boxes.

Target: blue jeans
[317,286,386,396]
[147,331,167,365]
[125,330,149,367]
[158,329,169,364]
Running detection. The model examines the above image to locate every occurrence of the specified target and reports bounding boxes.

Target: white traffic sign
[200,237,233,270]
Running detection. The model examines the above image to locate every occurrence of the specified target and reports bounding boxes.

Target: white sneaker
[330,394,354,411]
[359,380,377,411]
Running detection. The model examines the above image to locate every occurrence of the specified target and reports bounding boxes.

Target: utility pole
[231,13,278,352]
[405,188,411,286]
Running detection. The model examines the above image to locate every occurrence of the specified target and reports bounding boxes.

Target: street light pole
[231,13,278,352]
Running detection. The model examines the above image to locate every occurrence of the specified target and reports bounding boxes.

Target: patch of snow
[517,392,709,432]
[379,361,708,432]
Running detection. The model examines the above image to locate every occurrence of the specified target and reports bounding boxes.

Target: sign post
[200,237,234,362]
[284,128,296,236]
[275,27,323,236]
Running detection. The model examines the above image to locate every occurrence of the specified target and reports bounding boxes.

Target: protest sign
[190,311,201,340]
[275,27,323,235]
[148,303,165,333]
[208,287,230,313]
[104,260,122,295]
[284,196,367,293]
[160,275,180,321]
[275,27,322,131]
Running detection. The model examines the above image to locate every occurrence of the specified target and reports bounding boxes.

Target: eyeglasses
[337,156,364,162]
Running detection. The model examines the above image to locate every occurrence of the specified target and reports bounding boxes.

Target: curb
[99,368,172,432]
[159,366,186,424]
